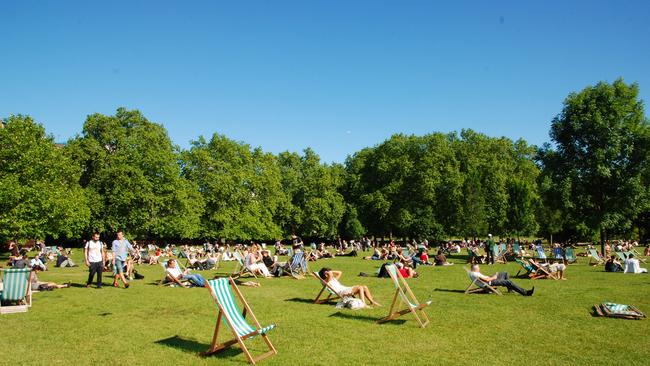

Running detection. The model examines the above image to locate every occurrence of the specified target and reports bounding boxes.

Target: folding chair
[203,278,277,364]
[463,267,502,295]
[232,251,258,279]
[159,260,191,287]
[615,251,628,262]
[588,249,605,266]
[494,244,508,264]
[528,260,558,280]
[311,271,343,304]
[536,246,548,263]
[515,258,535,278]
[282,251,307,279]
[1,268,33,314]
[564,247,577,264]
[377,264,431,328]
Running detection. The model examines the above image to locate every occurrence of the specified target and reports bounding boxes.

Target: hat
[488,234,492,237]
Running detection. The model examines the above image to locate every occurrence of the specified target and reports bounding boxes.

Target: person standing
[485,234,495,265]
[112,231,133,288]
[85,232,105,288]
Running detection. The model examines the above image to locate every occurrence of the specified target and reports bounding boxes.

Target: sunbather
[318,267,382,306]
[469,264,534,296]
[165,259,206,287]
[605,256,624,272]
[395,262,417,278]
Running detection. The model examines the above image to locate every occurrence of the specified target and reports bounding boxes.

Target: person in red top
[395,262,417,278]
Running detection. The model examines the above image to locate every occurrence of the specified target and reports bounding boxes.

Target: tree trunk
[600,228,606,256]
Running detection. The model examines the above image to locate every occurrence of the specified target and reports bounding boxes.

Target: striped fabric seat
[378,264,431,328]
[203,277,277,364]
[232,251,256,278]
[283,251,306,278]
[536,246,547,260]
[209,278,275,337]
[1,268,32,314]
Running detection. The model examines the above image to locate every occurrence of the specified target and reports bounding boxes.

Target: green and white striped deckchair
[564,247,577,264]
[494,243,508,263]
[311,271,343,304]
[588,249,605,266]
[615,251,629,262]
[377,264,431,327]
[203,278,277,364]
[1,268,33,314]
[512,242,522,257]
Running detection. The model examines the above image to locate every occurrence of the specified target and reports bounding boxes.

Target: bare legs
[352,285,381,306]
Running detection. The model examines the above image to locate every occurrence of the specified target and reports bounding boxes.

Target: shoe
[526,287,535,296]
[125,283,130,289]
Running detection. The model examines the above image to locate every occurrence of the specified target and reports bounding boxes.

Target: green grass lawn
[2,250,649,366]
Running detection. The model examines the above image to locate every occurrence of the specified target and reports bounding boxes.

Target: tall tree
[181,134,285,240]
[539,79,650,251]
[0,115,89,241]
[66,108,203,239]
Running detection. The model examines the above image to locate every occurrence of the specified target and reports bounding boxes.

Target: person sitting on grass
[434,249,454,266]
[56,248,77,267]
[624,254,647,274]
[30,254,47,271]
[605,255,624,272]
[165,259,206,287]
[318,267,382,307]
[418,248,432,265]
[395,262,417,278]
[469,264,534,296]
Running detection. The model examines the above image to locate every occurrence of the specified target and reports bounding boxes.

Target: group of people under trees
[3,233,648,306]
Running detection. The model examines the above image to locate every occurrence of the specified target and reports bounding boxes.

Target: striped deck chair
[588,249,605,266]
[615,251,629,262]
[536,246,548,263]
[463,267,502,295]
[1,268,33,314]
[377,264,431,328]
[232,251,257,279]
[311,271,343,304]
[203,278,277,364]
[553,247,564,260]
[564,247,577,264]
[282,251,307,279]
[515,258,535,278]
[528,260,558,280]
[494,244,508,263]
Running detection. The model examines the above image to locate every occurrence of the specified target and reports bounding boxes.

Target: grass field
[1,250,649,366]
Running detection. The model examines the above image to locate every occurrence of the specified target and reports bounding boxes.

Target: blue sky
[1,1,649,163]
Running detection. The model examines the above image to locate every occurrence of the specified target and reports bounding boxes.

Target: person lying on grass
[318,267,382,307]
[31,272,70,291]
[469,264,534,296]
[165,259,206,287]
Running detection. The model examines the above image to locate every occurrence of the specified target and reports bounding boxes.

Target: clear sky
[1,1,649,163]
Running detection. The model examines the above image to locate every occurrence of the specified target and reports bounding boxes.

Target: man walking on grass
[112,231,133,288]
[85,232,105,288]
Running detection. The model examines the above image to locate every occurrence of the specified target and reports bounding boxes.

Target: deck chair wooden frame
[159,260,191,287]
[1,268,33,314]
[377,264,431,328]
[588,249,605,266]
[311,271,343,304]
[463,267,502,295]
[494,244,508,264]
[528,260,558,280]
[281,252,307,279]
[232,251,258,279]
[203,278,277,365]
[564,247,577,264]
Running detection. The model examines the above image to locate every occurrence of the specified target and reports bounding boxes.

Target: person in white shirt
[165,259,206,287]
[85,233,106,288]
[30,255,47,271]
[624,254,648,274]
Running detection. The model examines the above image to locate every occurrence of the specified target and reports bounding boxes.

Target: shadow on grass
[329,311,393,324]
[433,288,466,294]
[285,297,325,304]
[155,335,242,359]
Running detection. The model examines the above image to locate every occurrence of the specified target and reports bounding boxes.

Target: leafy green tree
[0,115,89,241]
[539,79,650,251]
[182,134,285,240]
[66,108,203,239]
[277,149,346,238]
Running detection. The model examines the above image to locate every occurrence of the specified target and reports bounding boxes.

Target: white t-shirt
[469,271,490,286]
[166,266,183,279]
[85,240,104,263]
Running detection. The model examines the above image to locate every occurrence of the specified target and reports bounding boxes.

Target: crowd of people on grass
[2,233,648,307]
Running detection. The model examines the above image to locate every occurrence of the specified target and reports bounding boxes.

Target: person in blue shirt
[111,231,133,288]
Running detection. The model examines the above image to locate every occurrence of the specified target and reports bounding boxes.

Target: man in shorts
[112,231,133,288]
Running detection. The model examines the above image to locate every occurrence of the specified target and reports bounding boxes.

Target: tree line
[1,79,649,246]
